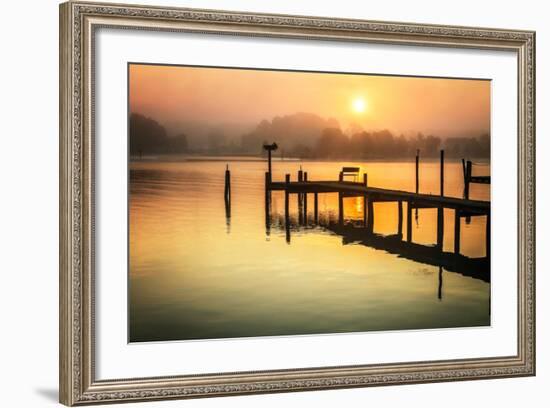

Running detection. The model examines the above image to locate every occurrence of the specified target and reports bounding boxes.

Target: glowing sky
[129,63,490,137]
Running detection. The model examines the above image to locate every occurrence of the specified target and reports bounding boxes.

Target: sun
[352,97,367,114]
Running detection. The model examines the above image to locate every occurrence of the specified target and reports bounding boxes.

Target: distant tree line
[130,113,188,156]
[300,128,490,159]
[130,112,490,159]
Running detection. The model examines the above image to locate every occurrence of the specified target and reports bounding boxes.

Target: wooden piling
[224,165,231,203]
[297,170,303,224]
[284,174,290,215]
[267,149,273,178]
[407,201,412,242]
[285,174,290,243]
[464,160,472,224]
[338,193,344,225]
[440,149,445,197]
[398,201,403,237]
[303,193,308,224]
[264,172,271,236]
[303,170,308,223]
[437,206,444,250]
[465,160,472,200]
[363,196,368,227]
[265,171,270,190]
[415,149,420,194]
[363,173,368,187]
[314,192,319,224]
[454,209,461,254]
[438,266,443,300]
[367,198,374,233]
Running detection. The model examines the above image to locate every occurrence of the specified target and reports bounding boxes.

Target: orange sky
[129,64,490,138]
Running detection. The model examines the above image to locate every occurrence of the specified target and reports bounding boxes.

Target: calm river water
[129,158,490,342]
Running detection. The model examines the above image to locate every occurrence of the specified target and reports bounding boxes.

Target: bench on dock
[339,167,360,182]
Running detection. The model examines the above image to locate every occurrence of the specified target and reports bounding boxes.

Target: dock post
[367,198,374,233]
[224,190,231,233]
[314,193,319,224]
[415,149,420,194]
[398,200,403,237]
[465,160,472,224]
[224,164,231,203]
[265,172,271,237]
[297,170,303,224]
[303,172,308,224]
[363,195,368,227]
[454,209,461,254]
[338,193,344,225]
[438,266,443,300]
[267,148,272,179]
[436,206,444,250]
[407,201,412,242]
[440,149,445,197]
[303,191,308,225]
[339,171,344,182]
[265,171,270,190]
[363,173,368,187]
[285,174,290,243]
[465,160,472,200]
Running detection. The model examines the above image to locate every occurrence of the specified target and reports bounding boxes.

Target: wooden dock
[262,151,490,260]
[269,180,489,214]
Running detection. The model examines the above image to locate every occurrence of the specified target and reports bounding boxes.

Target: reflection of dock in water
[258,147,490,289]
[269,213,490,284]
[261,148,489,258]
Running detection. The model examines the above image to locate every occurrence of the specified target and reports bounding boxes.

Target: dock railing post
[363,173,368,187]
[339,171,344,182]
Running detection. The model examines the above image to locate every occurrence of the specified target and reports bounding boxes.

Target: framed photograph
[59,1,535,405]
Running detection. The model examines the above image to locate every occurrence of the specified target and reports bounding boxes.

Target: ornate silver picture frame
[59,1,535,405]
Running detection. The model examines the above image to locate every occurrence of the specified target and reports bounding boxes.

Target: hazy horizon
[129,63,490,140]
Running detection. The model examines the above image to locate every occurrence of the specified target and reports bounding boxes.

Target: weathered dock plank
[269,180,489,213]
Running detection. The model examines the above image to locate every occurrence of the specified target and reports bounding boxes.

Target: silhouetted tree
[130,113,188,155]
[316,128,349,158]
